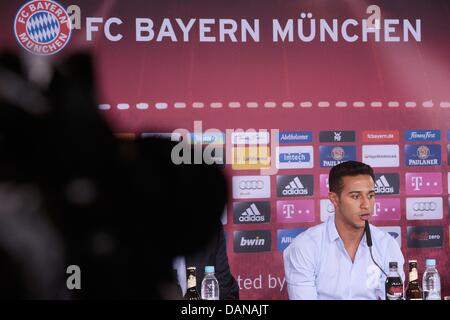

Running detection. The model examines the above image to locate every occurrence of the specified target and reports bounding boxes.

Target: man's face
[329,174,375,230]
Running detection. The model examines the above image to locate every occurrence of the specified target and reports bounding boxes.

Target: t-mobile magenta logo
[276,200,315,223]
[320,174,329,196]
[372,198,401,221]
[405,173,442,195]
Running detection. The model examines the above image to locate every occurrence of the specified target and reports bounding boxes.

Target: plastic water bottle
[201,266,219,300]
[422,259,441,300]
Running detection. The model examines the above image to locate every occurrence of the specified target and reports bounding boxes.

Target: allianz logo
[239,203,265,222]
[374,175,394,193]
[282,177,308,195]
[388,232,399,239]
[281,236,294,244]
[240,236,265,246]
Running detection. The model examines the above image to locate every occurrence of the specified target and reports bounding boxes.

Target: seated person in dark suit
[173,220,239,300]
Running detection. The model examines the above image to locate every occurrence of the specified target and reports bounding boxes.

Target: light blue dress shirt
[283,215,405,300]
[173,256,186,295]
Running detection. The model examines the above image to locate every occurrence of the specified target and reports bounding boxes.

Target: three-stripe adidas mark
[374,175,394,194]
[282,177,308,196]
[239,203,265,222]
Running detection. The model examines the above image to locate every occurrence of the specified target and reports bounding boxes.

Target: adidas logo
[282,176,308,196]
[374,175,394,194]
[239,203,265,222]
[240,236,265,246]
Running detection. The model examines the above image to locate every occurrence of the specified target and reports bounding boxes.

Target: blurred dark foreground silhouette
[0,51,227,299]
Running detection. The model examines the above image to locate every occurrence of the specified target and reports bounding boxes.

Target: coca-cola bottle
[385,261,404,300]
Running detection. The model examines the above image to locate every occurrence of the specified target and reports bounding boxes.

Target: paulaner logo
[405,144,441,166]
[14,0,72,55]
[319,146,356,167]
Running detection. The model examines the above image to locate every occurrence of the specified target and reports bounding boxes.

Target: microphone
[365,220,387,277]
[364,220,373,247]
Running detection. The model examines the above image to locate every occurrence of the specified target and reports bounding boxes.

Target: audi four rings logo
[406,197,442,220]
[412,202,437,211]
[233,176,270,199]
[239,180,264,190]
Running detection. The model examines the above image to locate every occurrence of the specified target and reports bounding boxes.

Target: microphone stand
[365,220,387,277]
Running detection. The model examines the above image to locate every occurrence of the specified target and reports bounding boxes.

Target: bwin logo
[374,175,394,194]
[240,236,265,247]
[239,203,265,222]
[282,177,308,196]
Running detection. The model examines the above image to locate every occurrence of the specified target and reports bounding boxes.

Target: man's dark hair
[328,161,375,194]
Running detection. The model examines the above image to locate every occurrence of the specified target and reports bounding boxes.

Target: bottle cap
[389,261,397,268]
[205,266,215,273]
[408,259,417,263]
[426,259,436,267]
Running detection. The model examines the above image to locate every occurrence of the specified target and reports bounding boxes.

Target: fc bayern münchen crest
[14,0,72,55]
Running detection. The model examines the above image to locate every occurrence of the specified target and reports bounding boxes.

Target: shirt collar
[327,215,340,242]
[327,215,368,247]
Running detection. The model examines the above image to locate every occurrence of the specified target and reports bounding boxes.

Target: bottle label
[187,276,196,289]
[409,270,418,282]
[386,276,403,300]
[386,286,403,300]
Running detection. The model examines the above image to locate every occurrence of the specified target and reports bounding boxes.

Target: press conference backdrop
[1,0,449,299]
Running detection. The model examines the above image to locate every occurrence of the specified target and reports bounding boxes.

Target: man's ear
[328,191,339,209]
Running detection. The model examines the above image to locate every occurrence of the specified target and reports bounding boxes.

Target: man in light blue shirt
[283,161,405,300]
